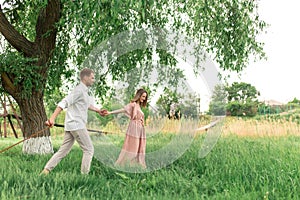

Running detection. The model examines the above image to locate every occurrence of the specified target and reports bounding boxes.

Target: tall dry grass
[4,115,299,139]
[99,116,209,135]
[222,116,300,137]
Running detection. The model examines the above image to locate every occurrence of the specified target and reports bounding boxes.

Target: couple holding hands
[41,68,147,175]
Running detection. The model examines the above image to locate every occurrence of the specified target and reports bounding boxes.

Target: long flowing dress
[115,102,146,168]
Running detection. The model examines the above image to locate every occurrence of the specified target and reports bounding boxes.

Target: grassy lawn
[1,130,300,200]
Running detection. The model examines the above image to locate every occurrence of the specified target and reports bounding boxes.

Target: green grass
[1,134,300,199]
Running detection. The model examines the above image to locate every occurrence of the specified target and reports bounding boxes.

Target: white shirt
[58,82,92,131]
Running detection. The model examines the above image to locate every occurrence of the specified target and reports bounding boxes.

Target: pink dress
[115,102,146,168]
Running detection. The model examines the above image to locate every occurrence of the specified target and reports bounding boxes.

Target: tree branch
[1,72,16,96]
[35,0,61,64]
[0,5,36,57]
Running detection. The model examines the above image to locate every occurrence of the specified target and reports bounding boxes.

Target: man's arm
[88,105,100,112]
[89,105,107,116]
[45,106,63,127]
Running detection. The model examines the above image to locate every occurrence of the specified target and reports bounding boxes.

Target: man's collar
[80,81,89,92]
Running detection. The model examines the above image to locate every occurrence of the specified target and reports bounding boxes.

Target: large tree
[0,0,60,153]
[0,0,267,154]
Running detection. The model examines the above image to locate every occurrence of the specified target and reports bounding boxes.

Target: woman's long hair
[131,88,148,107]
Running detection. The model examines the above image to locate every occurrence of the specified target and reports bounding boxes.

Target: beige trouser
[44,129,94,174]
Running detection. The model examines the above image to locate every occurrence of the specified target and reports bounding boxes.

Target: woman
[106,88,148,168]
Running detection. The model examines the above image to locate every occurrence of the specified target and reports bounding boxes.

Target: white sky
[227,0,300,103]
[182,0,300,111]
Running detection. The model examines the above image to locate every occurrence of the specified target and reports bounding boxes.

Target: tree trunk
[15,93,53,154]
[0,0,61,154]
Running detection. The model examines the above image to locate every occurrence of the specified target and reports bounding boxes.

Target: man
[40,68,106,175]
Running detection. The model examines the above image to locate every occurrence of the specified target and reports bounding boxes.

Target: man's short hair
[80,68,94,80]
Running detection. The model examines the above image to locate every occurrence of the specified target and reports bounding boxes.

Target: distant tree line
[209,82,300,117]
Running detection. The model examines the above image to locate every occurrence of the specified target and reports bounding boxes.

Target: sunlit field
[1,115,300,199]
[222,115,300,137]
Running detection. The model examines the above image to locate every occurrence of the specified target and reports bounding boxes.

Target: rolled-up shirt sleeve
[58,90,82,110]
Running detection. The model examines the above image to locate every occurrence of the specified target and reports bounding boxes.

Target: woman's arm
[106,102,134,116]
[108,108,126,115]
